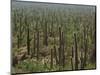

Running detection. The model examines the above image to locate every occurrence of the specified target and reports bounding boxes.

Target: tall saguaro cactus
[17,34,20,49]
[17,16,22,48]
[62,31,65,68]
[31,33,36,58]
[58,26,65,69]
[74,33,78,70]
[83,24,88,69]
[50,49,53,69]
[36,29,39,61]
[19,17,22,47]
[53,34,58,65]
[54,45,58,65]
[80,48,84,69]
[33,33,36,56]
[83,36,88,68]
[27,24,30,55]
[59,27,62,68]
[71,46,74,70]
[44,20,48,46]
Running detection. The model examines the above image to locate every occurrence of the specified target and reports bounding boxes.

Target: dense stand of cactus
[12,1,96,73]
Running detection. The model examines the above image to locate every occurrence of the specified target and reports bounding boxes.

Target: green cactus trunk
[31,33,36,58]
[62,31,65,68]
[44,21,48,46]
[17,34,20,49]
[37,29,39,61]
[33,33,36,57]
[59,27,62,68]
[19,16,22,48]
[83,37,88,69]
[50,49,53,69]
[27,24,30,55]
[83,25,88,69]
[71,46,74,70]
[80,49,84,69]
[54,45,58,65]
[74,33,78,70]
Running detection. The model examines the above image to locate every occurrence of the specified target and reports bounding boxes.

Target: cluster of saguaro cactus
[71,25,89,70]
[49,27,65,70]
[12,2,96,72]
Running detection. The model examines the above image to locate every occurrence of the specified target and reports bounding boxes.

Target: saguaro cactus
[54,45,58,65]
[36,29,39,61]
[17,34,20,49]
[58,27,62,68]
[58,26,65,69]
[19,16,22,48]
[80,48,84,69]
[33,33,36,56]
[83,25,88,69]
[13,11,17,33]
[50,49,53,69]
[27,24,30,55]
[53,35,58,65]
[74,33,78,70]
[44,20,48,46]
[62,31,65,68]
[83,36,88,68]
[31,33,36,58]
[71,46,74,70]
